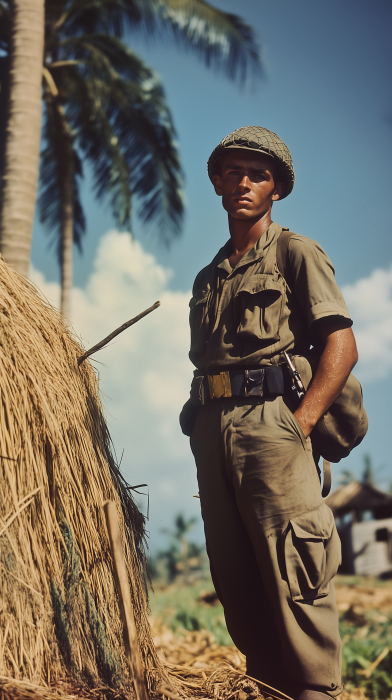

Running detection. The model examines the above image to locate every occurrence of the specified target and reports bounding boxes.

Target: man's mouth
[234,196,252,203]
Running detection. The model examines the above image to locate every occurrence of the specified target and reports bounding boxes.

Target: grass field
[149,575,392,699]
[150,577,232,645]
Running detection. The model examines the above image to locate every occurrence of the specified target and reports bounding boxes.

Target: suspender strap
[276,230,296,289]
[322,459,332,498]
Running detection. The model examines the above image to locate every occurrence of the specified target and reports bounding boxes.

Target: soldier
[182,126,359,700]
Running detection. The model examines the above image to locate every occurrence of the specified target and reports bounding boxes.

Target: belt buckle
[207,371,232,399]
[245,369,265,397]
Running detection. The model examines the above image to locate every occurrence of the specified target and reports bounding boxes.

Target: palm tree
[159,513,201,582]
[0,0,44,276]
[339,469,356,486]
[0,0,261,315]
[361,454,375,486]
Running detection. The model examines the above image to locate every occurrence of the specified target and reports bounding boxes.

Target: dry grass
[151,619,288,700]
[0,257,167,696]
[151,618,374,700]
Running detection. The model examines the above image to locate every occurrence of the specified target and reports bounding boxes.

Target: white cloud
[30,232,201,548]
[342,264,392,382]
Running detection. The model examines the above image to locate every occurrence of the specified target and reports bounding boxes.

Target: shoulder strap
[276,230,297,290]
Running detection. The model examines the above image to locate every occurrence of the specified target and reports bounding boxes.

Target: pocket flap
[291,504,335,541]
[189,289,210,309]
[237,275,282,296]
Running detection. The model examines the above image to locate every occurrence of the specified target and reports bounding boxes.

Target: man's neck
[228,210,272,268]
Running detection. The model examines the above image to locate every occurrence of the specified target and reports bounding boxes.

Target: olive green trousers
[190,396,342,696]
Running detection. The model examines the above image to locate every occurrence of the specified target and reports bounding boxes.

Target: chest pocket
[189,289,212,359]
[236,274,284,344]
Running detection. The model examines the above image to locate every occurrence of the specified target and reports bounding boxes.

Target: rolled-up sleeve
[288,236,352,329]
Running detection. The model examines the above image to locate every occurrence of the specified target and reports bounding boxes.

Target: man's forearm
[294,326,358,438]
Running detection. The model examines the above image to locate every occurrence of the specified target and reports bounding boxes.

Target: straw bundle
[0,256,165,695]
[152,619,285,700]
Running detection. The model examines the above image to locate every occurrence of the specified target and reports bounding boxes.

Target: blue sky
[31,0,392,549]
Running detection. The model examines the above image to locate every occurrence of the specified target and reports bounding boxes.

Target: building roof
[325,481,392,517]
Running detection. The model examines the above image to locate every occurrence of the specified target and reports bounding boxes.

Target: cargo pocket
[236,275,283,344]
[284,504,341,602]
[189,289,211,358]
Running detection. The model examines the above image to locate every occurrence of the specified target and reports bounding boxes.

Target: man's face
[212,150,284,220]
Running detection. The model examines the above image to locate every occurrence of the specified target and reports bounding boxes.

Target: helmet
[207,125,295,199]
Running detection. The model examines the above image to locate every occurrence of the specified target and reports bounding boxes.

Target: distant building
[325,481,392,576]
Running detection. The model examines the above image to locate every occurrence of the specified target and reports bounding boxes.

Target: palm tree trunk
[60,162,73,317]
[0,0,44,275]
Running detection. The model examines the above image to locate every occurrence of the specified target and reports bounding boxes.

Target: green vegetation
[340,610,392,699]
[149,575,392,699]
[148,513,207,584]
[149,577,232,646]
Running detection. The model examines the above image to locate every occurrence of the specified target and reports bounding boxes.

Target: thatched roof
[325,480,392,518]
[0,256,169,697]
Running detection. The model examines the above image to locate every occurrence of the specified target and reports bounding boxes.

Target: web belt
[206,366,285,400]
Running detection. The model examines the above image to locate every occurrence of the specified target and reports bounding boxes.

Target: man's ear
[212,173,223,196]
[272,181,284,201]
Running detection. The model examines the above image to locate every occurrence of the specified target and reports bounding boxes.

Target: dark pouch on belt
[189,374,206,405]
[179,399,200,436]
[179,374,206,436]
[265,366,285,396]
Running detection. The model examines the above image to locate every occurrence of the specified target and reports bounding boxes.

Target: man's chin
[227,208,261,220]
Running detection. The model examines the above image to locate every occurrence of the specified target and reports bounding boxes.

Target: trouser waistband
[206,366,285,400]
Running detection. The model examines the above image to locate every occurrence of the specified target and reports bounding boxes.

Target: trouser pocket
[284,503,341,602]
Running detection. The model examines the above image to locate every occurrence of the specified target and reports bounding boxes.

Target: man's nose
[238,175,251,189]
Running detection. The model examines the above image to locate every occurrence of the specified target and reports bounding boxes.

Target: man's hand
[293,318,358,438]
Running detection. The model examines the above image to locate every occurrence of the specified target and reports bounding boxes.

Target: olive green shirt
[189,223,352,374]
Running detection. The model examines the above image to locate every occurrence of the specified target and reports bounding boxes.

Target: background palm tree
[0,0,262,315]
[156,513,203,583]
[0,0,44,276]
[361,454,376,487]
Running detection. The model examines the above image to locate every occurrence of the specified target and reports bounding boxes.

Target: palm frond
[50,0,261,83]
[49,38,184,241]
[54,62,133,230]
[39,97,86,259]
[58,32,155,81]
[135,0,262,82]
[49,0,141,40]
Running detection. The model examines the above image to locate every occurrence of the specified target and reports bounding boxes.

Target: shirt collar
[216,222,284,274]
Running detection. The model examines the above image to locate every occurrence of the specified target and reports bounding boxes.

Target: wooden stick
[78,301,160,365]
[229,668,294,700]
[358,646,389,678]
[103,501,149,700]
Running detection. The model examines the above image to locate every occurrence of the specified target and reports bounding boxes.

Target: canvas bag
[276,230,368,464]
